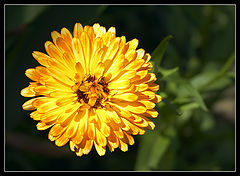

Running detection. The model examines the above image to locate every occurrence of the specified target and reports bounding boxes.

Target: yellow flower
[20,23,162,156]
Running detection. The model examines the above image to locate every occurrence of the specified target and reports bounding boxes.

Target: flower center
[75,75,109,108]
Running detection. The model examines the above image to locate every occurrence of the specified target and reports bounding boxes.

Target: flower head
[21,23,162,156]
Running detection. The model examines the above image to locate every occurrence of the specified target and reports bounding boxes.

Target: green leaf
[135,121,176,171]
[162,98,182,116]
[181,80,208,112]
[135,132,157,171]
[135,129,173,171]
[151,35,173,66]
[158,66,179,79]
[179,102,199,112]
[198,52,235,92]
[148,133,171,169]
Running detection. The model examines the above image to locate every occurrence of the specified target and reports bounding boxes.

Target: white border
[3,3,236,172]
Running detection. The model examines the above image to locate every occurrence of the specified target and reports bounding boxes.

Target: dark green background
[5,5,235,171]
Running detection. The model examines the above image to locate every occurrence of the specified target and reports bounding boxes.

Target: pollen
[75,75,109,108]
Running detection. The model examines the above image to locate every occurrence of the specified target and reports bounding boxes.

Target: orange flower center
[75,76,109,108]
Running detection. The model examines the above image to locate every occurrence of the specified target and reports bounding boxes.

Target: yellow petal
[134,73,157,84]
[32,51,51,67]
[93,23,100,34]
[72,38,86,73]
[94,141,106,156]
[25,68,40,81]
[78,109,89,136]
[44,41,63,60]
[33,57,50,68]
[139,100,156,109]
[82,139,93,155]
[156,94,162,102]
[95,128,107,146]
[21,86,36,97]
[124,58,145,71]
[127,38,139,50]
[22,97,40,110]
[56,96,77,107]
[73,22,83,38]
[131,70,148,82]
[114,101,147,114]
[135,83,149,92]
[49,123,66,137]
[47,58,74,80]
[36,121,54,130]
[143,53,151,63]
[108,26,116,35]
[71,128,84,144]
[69,140,77,152]
[87,121,95,140]
[110,70,136,83]
[107,143,114,152]
[125,49,137,63]
[30,111,41,120]
[80,32,92,74]
[140,90,156,100]
[45,79,73,92]
[121,118,140,135]
[65,119,79,138]
[31,96,50,107]
[95,26,106,38]
[107,131,119,149]
[55,134,69,147]
[51,30,61,45]
[134,118,149,128]
[48,67,75,87]
[35,66,50,77]
[94,62,105,80]
[104,54,125,81]
[119,139,128,152]
[106,109,121,124]
[136,48,145,60]
[102,37,120,63]
[56,37,73,57]
[148,82,160,92]
[96,108,111,123]
[152,94,162,103]
[97,115,110,137]
[75,62,84,81]
[57,103,80,126]
[122,132,134,145]
[109,102,132,118]
[141,116,156,130]
[49,91,74,98]
[34,86,52,95]
[61,27,73,47]
[102,31,115,47]
[110,123,124,139]
[90,47,104,76]
[62,52,77,73]
[115,36,127,58]
[144,109,159,118]
[91,37,103,58]
[111,93,138,102]
[40,110,59,123]
[108,79,130,90]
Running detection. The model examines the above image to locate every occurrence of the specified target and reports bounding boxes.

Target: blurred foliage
[5,5,235,171]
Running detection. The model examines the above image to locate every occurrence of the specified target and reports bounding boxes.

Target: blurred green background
[5,5,235,171]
